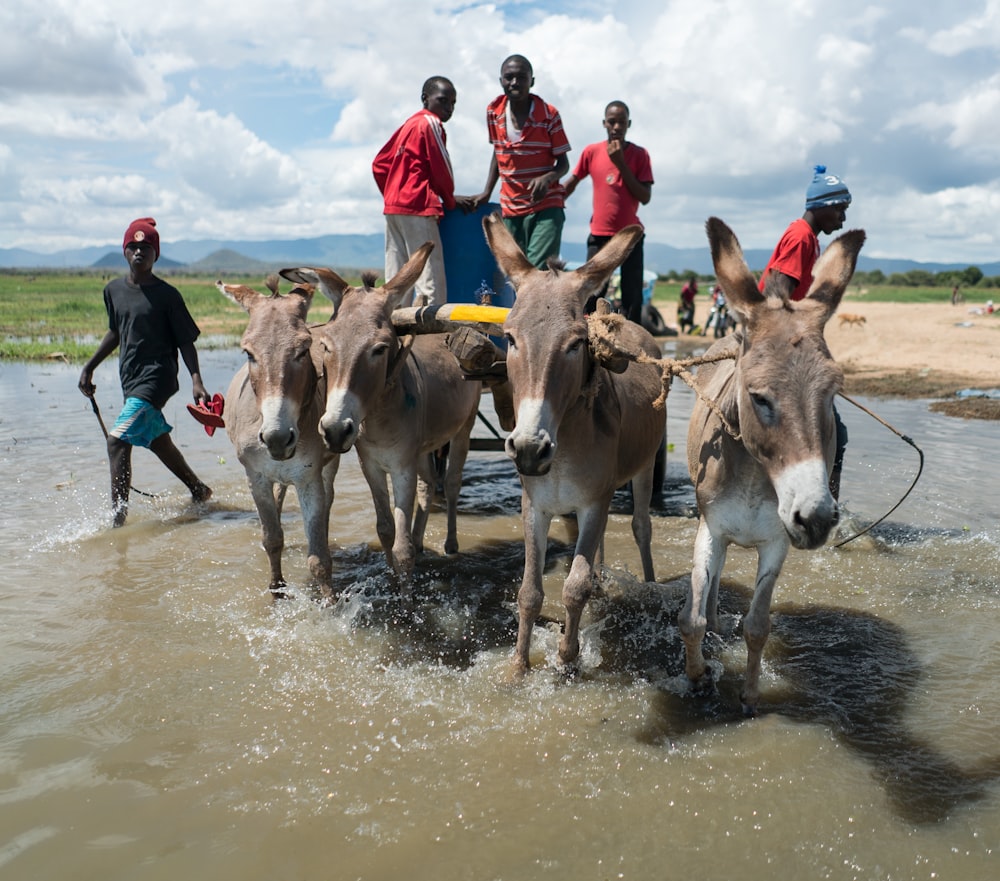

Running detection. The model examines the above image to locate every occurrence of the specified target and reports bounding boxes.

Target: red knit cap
[123,217,160,259]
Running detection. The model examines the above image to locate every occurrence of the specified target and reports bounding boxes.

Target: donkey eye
[750,392,776,423]
[567,337,585,354]
[504,332,517,352]
[372,342,389,358]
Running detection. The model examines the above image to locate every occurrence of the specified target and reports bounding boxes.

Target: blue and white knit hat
[805,165,851,210]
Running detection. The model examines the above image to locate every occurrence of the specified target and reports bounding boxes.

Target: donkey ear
[571,225,644,306]
[280,267,349,314]
[484,212,534,290]
[805,229,866,315]
[383,243,434,312]
[286,283,316,319]
[706,217,765,317]
[216,281,259,313]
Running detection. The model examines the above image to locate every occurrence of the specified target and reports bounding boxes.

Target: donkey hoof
[688,671,716,698]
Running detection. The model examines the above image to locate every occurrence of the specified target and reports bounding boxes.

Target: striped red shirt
[486,94,571,217]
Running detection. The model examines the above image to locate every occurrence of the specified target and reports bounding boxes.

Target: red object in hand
[187,393,225,436]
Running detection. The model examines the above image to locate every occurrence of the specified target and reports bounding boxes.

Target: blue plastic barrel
[439,203,515,307]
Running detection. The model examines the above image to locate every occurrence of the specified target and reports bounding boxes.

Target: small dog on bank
[838,312,867,328]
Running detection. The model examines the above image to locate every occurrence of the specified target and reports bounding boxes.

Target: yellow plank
[447,304,511,324]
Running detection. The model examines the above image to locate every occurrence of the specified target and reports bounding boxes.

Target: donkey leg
[630,462,656,582]
[513,491,552,676]
[298,478,335,600]
[359,457,397,571]
[740,541,787,715]
[411,464,434,555]
[388,467,419,592]
[247,473,286,597]
[680,518,723,690]
[442,407,476,555]
[559,505,608,668]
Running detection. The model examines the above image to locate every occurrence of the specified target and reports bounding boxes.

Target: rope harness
[585,310,923,547]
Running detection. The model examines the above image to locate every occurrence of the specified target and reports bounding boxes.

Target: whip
[832,392,924,547]
[88,397,159,499]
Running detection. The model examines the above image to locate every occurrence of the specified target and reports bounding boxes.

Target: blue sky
[1,0,998,265]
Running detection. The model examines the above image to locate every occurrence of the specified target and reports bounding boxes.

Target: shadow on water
[594,580,1000,825]
[317,529,1000,825]
[318,535,576,671]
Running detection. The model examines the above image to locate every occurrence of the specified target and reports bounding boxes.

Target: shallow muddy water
[1,347,998,880]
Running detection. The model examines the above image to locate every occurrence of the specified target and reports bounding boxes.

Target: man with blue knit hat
[758,165,852,301]
[758,165,853,499]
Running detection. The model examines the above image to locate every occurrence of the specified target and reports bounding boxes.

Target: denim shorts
[110,397,172,448]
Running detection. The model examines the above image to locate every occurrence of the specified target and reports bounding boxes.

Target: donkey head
[219,276,317,461]
[485,213,642,475]
[706,216,865,548]
[280,244,433,453]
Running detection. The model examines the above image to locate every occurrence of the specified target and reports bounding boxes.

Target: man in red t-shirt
[372,76,473,305]
[564,100,653,323]
[758,165,853,499]
[473,55,571,269]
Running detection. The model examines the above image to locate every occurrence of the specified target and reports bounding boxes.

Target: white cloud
[0,0,998,265]
[152,98,303,209]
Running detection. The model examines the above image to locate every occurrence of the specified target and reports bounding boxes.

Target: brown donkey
[484,214,666,676]
[281,246,481,597]
[220,277,339,598]
[681,217,865,715]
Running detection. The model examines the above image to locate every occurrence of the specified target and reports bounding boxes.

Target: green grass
[0,270,347,361]
[0,270,976,361]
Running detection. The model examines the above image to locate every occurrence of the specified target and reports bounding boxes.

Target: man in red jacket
[372,76,473,305]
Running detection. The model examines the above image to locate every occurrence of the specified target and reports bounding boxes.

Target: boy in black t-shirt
[79,218,213,527]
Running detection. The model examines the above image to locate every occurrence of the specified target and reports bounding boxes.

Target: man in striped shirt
[473,55,571,269]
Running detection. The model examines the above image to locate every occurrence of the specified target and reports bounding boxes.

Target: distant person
[372,76,473,305]
[473,54,570,269]
[758,164,851,301]
[702,284,731,338]
[678,276,698,334]
[78,218,213,527]
[759,165,852,498]
[563,100,653,322]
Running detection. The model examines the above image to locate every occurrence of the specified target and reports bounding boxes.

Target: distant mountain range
[1,233,996,277]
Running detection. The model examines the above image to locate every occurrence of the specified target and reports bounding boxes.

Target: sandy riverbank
[672,298,1000,419]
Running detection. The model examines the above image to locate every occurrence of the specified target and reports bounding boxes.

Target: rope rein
[832,393,925,547]
[586,310,742,439]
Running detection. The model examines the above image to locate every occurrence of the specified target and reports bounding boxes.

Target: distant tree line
[852,266,1000,289]
[658,265,1000,289]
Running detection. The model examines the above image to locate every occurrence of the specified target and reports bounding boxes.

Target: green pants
[503,207,565,269]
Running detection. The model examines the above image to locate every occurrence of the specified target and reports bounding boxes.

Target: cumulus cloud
[151,98,303,209]
[0,0,997,264]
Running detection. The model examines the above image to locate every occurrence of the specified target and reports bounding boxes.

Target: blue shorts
[110,397,172,448]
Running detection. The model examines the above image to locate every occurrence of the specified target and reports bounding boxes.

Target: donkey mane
[361,270,379,290]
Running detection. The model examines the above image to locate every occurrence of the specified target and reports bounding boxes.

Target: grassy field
[0,269,970,361]
[0,271,346,361]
